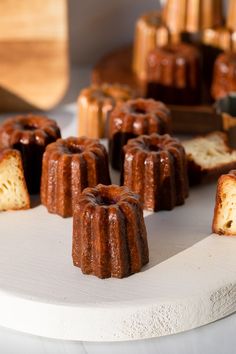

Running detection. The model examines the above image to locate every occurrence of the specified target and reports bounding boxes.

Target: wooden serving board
[0,104,236,341]
[0,0,68,112]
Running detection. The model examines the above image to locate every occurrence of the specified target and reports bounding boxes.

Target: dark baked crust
[122,133,188,211]
[0,114,61,194]
[146,43,201,105]
[211,52,236,100]
[72,184,149,278]
[109,98,171,137]
[41,136,111,218]
[109,98,172,170]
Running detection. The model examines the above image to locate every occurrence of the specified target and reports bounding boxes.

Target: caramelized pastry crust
[0,114,61,194]
[41,137,111,217]
[73,184,149,278]
[109,98,171,170]
[122,133,188,211]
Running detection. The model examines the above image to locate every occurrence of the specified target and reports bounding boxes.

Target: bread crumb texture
[213,174,236,236]
[0,150,30,211]
[183,132,236,169]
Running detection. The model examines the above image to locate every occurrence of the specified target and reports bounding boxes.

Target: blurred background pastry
[162,0,223,38]
[78,83,134,139]
[132,11,170,81]
[108,98,171,170]
[211,52,236,100]
[146,42,201,105]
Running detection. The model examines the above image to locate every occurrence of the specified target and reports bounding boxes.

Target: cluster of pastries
[131,1,236,103]
[0,96,189,279]
[1,1,236,281]
[74,2,236,260]
[2,96,236,280]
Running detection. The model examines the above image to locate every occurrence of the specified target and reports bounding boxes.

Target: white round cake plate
[0,105,236,342]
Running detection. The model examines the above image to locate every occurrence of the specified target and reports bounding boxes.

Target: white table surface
[0,68,235,353]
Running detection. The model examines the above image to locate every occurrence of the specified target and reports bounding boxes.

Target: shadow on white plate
[142,182,217,270]
[110,165,217,270]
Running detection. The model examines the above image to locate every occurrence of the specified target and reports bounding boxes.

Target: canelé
[72,184,149,278]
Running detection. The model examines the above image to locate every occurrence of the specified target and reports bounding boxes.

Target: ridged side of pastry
[202,27,236,52]
[211,53,236,100]
[0,114,61,194]
[132,11,170,80]
[78,84,134,139]
[123,134,188,212]
[109,98,172,170]
[72,185,149,278]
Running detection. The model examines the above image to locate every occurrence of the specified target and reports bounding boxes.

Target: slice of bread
[0,149,30,211]
[212,170,236,236]
[182,131,236,184]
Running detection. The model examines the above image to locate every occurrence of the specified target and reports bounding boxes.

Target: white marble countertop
[0,67,236,353]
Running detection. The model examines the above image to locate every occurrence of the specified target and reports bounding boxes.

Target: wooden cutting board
[0,0,68,112]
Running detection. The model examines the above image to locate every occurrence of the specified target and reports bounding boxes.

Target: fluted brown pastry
[132,11,170,81]
[78,83,134,139]
[146,43,201,105]
[202,27,236,52]
[211,52,236,100]
[72,184,149,278]
[227,0,236,32]
[122,134,188,211]
[202,0,236,53]
[0,114,61,194]
[108,98,172,170]
[41,136,111,217]
[162,0,223,34]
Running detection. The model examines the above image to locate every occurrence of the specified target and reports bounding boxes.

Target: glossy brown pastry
[211,52,236,100]
[132,11,170,80]
[122,134,188,211]
[78,83,134,139]
[0,114,61,194]
[162,0,223,34]
[146,43,201,105]
[41,136,111,218]
[108,98,172,170]
[227,0,236,33]
[202,27,236,52]
[72,184,149,278]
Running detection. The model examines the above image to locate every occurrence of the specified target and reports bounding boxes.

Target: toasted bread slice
[0,149,30,211]
[182,131,236,184]
[212,170,236,236]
